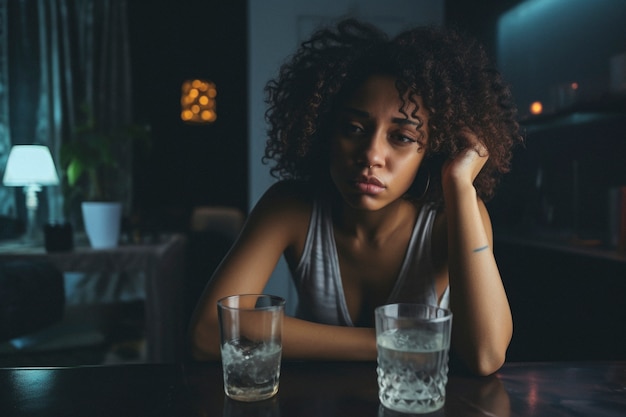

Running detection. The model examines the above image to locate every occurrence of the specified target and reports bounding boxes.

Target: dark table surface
[0,360,624,416]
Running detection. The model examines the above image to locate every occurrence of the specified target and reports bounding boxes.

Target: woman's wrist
[442,179,477,205]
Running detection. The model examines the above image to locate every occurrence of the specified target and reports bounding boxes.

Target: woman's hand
[441,129,489,191]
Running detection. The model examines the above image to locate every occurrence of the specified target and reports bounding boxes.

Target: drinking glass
[375,303,453,414]
[218,294,285,402]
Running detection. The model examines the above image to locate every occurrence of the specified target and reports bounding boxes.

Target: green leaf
[66,160,84,187]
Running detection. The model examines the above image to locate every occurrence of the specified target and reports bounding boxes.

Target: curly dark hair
[263,18,522,202]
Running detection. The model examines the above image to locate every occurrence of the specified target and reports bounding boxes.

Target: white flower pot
[81,202,122,249]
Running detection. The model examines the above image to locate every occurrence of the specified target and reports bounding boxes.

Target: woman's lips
[354,176,386,195]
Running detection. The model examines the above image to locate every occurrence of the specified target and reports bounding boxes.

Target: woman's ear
[409,153,446,201]
[409,167,431,200]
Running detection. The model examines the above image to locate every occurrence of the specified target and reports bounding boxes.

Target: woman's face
[329,75,429,211]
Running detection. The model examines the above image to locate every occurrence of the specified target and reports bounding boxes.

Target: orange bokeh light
[181,79,217,124]
[530,101,543,115]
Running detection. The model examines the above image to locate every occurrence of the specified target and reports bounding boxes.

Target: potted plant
[61,107,150,248]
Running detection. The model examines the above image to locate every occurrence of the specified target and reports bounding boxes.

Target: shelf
[519,93,626,133]
[495,233,626,264]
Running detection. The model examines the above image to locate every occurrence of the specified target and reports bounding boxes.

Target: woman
[190,19,521,376]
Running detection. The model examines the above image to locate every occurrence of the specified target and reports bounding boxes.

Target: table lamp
[3,145,60,242]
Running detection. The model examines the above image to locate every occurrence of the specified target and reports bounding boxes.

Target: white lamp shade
[3,145,60,186]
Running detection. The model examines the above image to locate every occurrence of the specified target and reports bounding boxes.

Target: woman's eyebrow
[342,107,420,127]
[341,107,369,118]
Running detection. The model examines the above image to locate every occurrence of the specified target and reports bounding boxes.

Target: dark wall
[495,239,626,362]
[445,0,524,59]
[127,1,248,230]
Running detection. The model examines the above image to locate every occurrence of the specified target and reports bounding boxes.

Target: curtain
[0,0,132,232]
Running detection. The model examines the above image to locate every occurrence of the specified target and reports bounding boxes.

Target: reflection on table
[1,360,623,416]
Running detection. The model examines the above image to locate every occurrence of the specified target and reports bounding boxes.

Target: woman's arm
[188,182,378,361]
[281,317,376,360]
[189,182,298,359]
[437,133,513,376]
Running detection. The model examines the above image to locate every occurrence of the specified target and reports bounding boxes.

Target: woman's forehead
[343,75,428,121]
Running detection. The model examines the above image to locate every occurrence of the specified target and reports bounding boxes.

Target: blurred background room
[0,0,624,366]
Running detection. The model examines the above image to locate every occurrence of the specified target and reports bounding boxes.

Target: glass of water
[217,294,285,402]
[375,303,453,414]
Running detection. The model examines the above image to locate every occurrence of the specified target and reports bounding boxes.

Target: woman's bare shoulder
[263,179,315,202]
[257,180,314,212]
[244,180,315,263]
[250,180,315,233]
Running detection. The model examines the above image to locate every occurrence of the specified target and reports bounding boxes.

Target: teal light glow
[497,0,626,117]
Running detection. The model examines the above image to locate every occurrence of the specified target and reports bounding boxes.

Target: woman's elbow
[190,343,220,361]
[454,340,509,376]
[467,325,512,375]
[189,321,221,361]
[467,350,506,376]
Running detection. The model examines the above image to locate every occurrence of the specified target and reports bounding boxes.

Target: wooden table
[0,360,624,416]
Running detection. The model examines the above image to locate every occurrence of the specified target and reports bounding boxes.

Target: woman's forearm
[281,317,377,361]
[444,184,513,375]
[190,312,377,362]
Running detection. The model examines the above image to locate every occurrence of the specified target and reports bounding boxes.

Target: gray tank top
[291,198,449,326]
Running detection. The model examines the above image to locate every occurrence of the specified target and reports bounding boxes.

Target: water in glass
[377,328,449,413]
[221,337,282,402]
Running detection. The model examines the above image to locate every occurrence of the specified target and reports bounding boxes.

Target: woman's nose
[359,130,386,168]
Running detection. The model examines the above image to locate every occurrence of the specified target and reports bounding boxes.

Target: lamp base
[24,186,42,244]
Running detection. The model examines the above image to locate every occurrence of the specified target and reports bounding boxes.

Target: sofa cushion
[0,260,65,342]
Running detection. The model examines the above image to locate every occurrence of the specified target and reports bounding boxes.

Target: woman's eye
[343,123,364,135]
[392,133,417,144]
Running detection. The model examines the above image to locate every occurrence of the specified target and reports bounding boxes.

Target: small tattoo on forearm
[473,245,489,252]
